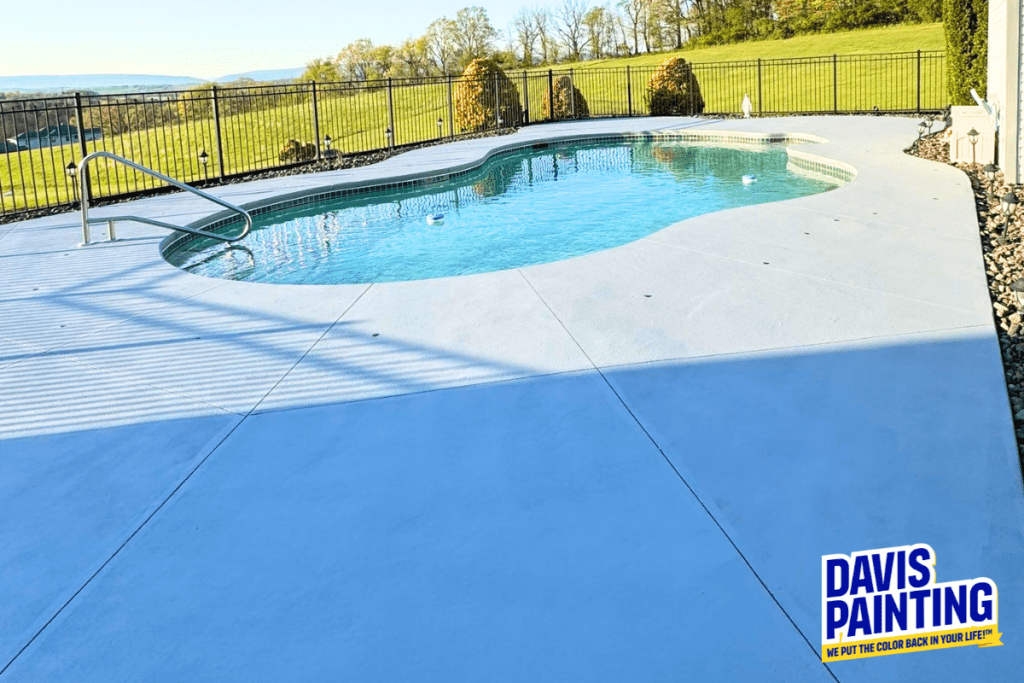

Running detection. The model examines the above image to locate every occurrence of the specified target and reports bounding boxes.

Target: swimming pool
[166,139,842,285]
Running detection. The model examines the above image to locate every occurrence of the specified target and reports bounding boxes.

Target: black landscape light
[1011,278,1024,307]
[1001,190,1019,232]
[918,121,927,139]
[984,164,998,202]
[437,117,443,138]
[198,149,209,179]
[385,127,393,148]
[924,119,934,134]
[65,161,78,204]
[968,128,979,164]
[323,134,332,151]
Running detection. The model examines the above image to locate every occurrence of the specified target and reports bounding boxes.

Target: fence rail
[0,50,946,218]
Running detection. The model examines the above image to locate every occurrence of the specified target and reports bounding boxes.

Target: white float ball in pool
[426,213,445,225]
[742,175,757,185]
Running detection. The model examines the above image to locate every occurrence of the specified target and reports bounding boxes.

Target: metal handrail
[78,151,252,246]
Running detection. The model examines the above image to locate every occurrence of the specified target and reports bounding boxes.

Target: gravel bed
[908,129,1024,465]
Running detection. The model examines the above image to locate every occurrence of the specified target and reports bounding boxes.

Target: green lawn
[1,23,947,215]
[548,23,946,70]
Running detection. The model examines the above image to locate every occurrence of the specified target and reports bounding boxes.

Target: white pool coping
[1,116,1022,682]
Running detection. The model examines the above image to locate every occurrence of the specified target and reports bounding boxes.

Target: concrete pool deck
[1,116,1022,680]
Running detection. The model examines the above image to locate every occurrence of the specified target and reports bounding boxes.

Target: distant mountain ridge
[215,68,305,83]
[1,68,305,93]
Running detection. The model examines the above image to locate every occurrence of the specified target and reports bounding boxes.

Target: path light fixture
[984,164,998,202]
[65,161,78,204]
[497,115,503,129]
[1001,190,1019,234]
[924,119,934,134]
[323,134,338,165]
[918,121,927,140]
[198,149,209,180]
[385,127,393,148]
[436,117,443,138]
[1011,278,1024,308]
[968,128,979,164]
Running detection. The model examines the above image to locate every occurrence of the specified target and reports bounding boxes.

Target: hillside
[542,22,945,71]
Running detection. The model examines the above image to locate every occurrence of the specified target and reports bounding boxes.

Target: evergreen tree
[943,0,987,105]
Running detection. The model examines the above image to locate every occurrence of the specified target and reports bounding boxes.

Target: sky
[1,1,529,80]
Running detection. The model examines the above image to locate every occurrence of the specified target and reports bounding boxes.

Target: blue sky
[2,1,527,79]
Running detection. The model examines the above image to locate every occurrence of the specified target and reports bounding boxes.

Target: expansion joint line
[515,268,839,682]
[0,284,374,678]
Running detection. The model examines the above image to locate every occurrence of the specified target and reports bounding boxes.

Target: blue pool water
[167,140,840,285]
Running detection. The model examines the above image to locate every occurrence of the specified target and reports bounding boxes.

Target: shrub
[454,59,523,133]
[646,57,705,116]
[278,139,317,163]
[543,75,590,120]
[943,0,987,105]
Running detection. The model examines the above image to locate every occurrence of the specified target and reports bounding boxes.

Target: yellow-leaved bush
[542,75,590,120]
[646,57,705,116]
[454,59,523,133]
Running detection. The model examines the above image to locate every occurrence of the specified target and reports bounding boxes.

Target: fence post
[310,81,321,159]
[569,68,576,118]
[522,71,530,125]
[548,69,555,121]
[916,50,922,113]
[832,54,838,113]
[386,78,396,146]
[447,74,455,137]
[757,59,763,115]
[211,85,225,180]
[493,71,500,128]
[626,65,632,117]
[73,92,89,204]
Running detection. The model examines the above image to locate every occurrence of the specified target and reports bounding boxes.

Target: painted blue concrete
[606,330,1024,681]
[0,412,238,668]
[1,373,832,682]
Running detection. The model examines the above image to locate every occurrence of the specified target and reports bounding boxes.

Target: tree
[555,0,592,62]
[583,6,615,59]
[394,38,433,78]
[532,7,558,63]
[943,0,987,105]
[512,8,540,65]
[618,0,646,54]
[337,39,377,81]
[299,58,341,83]
[426,18,460,74]
[453,7,498,66]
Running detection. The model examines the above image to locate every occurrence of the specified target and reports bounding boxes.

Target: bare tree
[555,0,592,62]
[512,8,540,65]
[452,6,498,66]
[425,18,459,74]
[617,0,645,54]
[532,7,557,64]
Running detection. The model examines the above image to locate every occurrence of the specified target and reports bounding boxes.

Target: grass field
[1,23,947,215]
[548,22,945,69]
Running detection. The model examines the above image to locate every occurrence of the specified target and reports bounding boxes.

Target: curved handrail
[78,151,252,245]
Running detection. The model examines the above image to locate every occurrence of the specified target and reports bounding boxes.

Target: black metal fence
[0,50,946,218]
